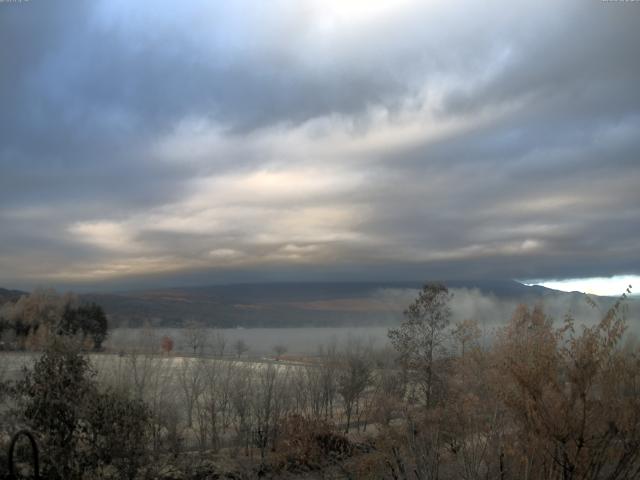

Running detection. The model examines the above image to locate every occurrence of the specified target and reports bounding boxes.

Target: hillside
[0,287,26,305]
[3,281,631,329]
[80,280,575,328]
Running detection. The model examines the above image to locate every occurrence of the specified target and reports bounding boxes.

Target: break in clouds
[1,0,639,289]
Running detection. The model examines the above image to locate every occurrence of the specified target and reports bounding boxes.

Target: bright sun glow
[527,275,638,297]
[318,0,416,24]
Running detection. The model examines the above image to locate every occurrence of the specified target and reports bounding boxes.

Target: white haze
[106,288,640,356]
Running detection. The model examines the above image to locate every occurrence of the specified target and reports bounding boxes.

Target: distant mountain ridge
[79,280,570,328]
[111,279,559,301]
[2,281,626,328]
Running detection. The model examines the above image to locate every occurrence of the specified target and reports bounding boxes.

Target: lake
[106,326,393,356]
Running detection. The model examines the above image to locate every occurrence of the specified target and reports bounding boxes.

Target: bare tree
[230,364,253,455]
[197,359,234,452]
[318,342,339,420]
[127,325,159,399]
[451,318,481,358]
[369,352,405,428]
[337,340,372,433]
[290,367,312,416]
[119,327,182,454]
[252,364,278,462]
[212,328,227,357]
[182,320,208,356]
[273,344,287,360]
[177,357,204,428]
[234,338,249,358]
[388,282,452,407]
[446,334,504,480]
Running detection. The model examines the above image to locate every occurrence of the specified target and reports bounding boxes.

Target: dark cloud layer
[1,0,639,290]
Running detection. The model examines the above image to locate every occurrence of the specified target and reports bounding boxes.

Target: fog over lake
[106,288,640,356]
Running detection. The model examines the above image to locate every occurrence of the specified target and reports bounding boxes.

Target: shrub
[271,414,352,473]
[15,337,150,479]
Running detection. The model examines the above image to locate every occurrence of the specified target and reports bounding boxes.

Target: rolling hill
[79,280,570,328]
[3,281,632,329]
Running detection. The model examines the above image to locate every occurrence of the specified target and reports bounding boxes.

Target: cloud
[377,287,640,334]
[0,0,639,289]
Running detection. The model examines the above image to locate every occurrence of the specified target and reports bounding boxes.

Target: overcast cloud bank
[1,0,639,289]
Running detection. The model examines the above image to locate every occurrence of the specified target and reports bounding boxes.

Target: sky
[1,0,639,294]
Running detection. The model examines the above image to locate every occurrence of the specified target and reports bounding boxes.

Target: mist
[101,287,640,356]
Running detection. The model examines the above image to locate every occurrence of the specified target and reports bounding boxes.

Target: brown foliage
[493,291,640,480]
[383,287,640,480]
[161,335,174,354]
[271,414,352,473]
